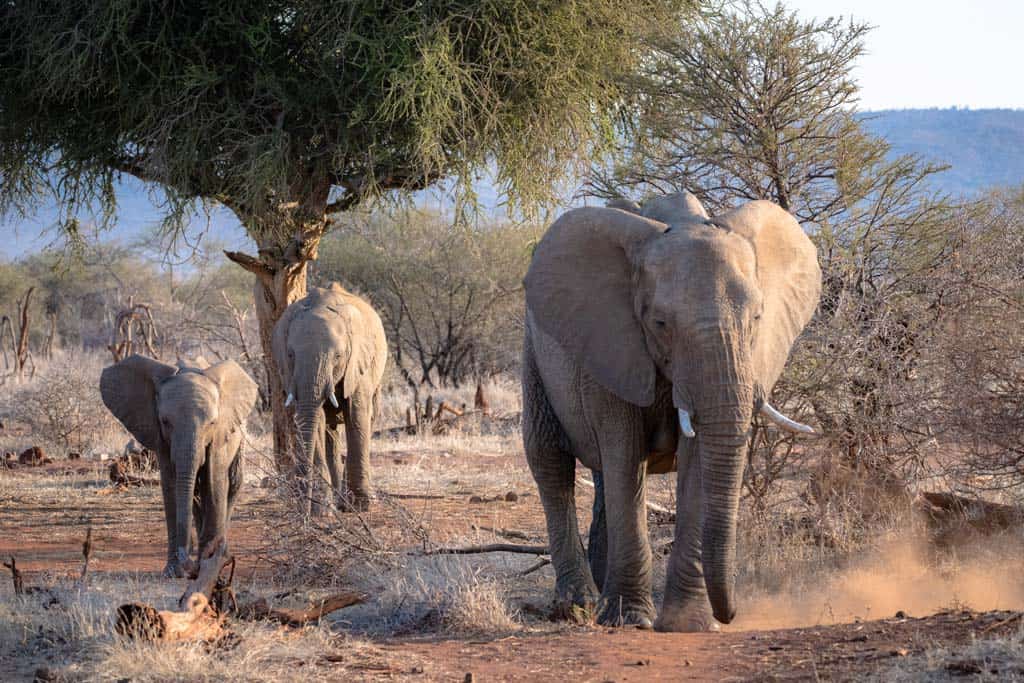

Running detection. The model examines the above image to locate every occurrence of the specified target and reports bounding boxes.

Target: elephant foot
[552,579,599,623]
[655,604,721,633]
[597,595,656,629]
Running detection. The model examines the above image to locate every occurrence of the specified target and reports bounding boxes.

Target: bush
[4,352,124,454]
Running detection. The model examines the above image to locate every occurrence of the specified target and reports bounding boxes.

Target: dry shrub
[2,351,124,454]
[0,570,390,682]
[378,558,520,636]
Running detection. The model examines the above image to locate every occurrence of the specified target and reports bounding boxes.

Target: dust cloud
[731,536,1024,631]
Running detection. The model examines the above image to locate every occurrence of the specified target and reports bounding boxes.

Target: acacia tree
[0,0,695,469]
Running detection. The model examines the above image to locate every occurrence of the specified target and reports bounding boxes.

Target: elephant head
[272,284,375,508]
[100,355,258,568]
[525,192,821,623]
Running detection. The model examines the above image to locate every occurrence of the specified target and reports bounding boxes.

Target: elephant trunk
[294,399,325,515]
[172,429,205,570]
[292,355,337,515]
[677,336,754,625]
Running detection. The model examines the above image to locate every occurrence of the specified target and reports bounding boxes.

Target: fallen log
[116,593,226,643]
[178,538,231,610]
[115,538,232,643]
[235,592,366,626]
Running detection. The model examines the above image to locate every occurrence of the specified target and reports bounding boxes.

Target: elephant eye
[654,319,667,328]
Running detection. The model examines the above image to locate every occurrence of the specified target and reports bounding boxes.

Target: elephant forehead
[297,305,357,333]
[645,230,756,280]
[158,375,220,413]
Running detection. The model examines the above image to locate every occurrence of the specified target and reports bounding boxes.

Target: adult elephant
[100,355,258,577]
[522,191,821,631]
[273,283,387,514]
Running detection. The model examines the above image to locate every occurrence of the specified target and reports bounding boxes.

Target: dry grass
[875,629,1024,681]
[0,572,398,682]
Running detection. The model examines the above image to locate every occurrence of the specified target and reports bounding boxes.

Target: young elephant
[273,283,387,514]
[100,355,258,577]
[522,191,821,630]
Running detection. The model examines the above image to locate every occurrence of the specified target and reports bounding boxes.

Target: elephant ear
[271,299,303,392]
[340,305,376,399]
[100,354,178,451]
[712,201,822,391]
[204,360,259,431]
[525,206,665,406]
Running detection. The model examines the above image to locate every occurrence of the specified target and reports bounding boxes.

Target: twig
[3,556,24,595]
[380,491,447,501]
[77,526,93,588]
[577,476,674,516]
[424,543,549,556]
[519,558,551,576]
[471,524,532,541]
[980,613,1024,635]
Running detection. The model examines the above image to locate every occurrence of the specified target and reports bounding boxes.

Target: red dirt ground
[3,459,1022,681]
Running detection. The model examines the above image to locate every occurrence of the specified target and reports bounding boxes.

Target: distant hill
[861,108,1024,195]
[2,108,1022,258]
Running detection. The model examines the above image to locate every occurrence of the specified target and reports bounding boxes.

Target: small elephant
[273,283,387,513]
[100,355,258,577]
[522,191,821,630]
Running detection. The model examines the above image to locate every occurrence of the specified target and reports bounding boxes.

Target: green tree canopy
[0,0,697,465]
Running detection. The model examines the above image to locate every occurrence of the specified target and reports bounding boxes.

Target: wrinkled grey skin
[100,355,258,577]
[272,283,387,514]
[522,191,821,631]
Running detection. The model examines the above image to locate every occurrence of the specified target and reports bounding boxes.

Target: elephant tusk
[328,390,340,409]
[285,392,294,408]
[760,402,815,435]
[677,408,696,438]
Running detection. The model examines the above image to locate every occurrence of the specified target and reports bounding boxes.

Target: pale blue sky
[3,1,1021,257]
[786,0,1023,109]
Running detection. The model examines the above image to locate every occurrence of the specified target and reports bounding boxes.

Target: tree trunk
[253,264,308,473]
[225,226,323,475]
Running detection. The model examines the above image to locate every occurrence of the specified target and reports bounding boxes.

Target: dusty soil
[3,451,1023,681]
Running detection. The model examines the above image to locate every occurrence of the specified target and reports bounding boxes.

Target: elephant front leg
[339,394,372,512]
[155,452,182,578]
[657,446,719,632]
[197,457,231,556]
[597,445,656,629]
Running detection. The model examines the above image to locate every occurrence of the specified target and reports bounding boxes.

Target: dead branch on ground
[471,524,532,541]
[425,543,550,556]
[235,592,366,626]
[519,558,551,576]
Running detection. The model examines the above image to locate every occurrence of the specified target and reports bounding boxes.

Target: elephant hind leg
[523,339,597,615]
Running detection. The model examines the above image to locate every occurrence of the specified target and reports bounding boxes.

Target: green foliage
[316,209,539,387]
[0,0,696,243]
